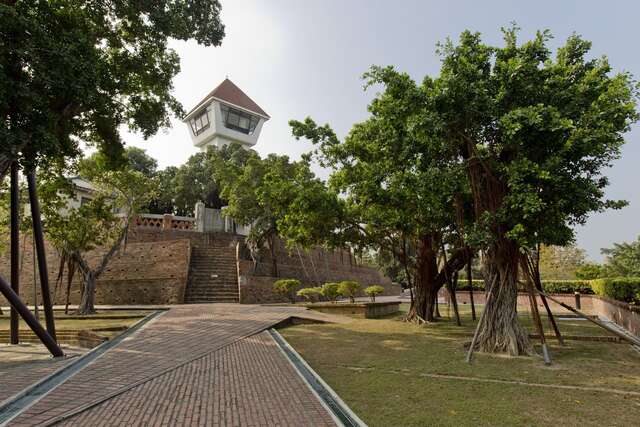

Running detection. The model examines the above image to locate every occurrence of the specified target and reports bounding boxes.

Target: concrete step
[187,286,238,291]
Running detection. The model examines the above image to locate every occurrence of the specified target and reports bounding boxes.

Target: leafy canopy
[41,154,156,257]
[1,0,224,169]
[433,27,638,249]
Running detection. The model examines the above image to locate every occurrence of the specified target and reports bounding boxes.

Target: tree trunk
[268,235,278,277]
[77,271,97,315]
[473,239,532,355]
[407,236,439,322]
[467,259,476,321]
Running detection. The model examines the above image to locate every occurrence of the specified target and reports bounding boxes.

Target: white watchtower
[183,78,270,151]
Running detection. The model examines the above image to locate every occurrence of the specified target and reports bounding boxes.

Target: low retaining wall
[440,289,596,315]
[592,296,640,337]
[442,289,639,337]
[307,301,400,318]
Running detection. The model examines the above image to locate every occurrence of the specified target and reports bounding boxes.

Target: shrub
[591,277,640,304]
[321,282,341,303]
[364,285,385,302]
[297,287,322,302]
[457,279,594,294]
[456,279,485,292]
[575,263,605,280]
[338,280,361,303]
[273,279,301,303]
[537,280,593,294]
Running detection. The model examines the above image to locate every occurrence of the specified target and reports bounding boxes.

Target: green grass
[0,310,151,335]
[280,303,640,427]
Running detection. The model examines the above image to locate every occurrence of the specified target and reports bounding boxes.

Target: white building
[183,78,270,151]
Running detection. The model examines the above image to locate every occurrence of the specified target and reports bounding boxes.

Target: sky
[123,0,640,261]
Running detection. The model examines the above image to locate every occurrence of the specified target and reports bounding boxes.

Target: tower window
[189,109,210,136]
[220,104,259,134]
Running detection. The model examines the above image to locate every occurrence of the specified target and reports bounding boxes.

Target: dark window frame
[189,108,210,136]
[220,104,260,135]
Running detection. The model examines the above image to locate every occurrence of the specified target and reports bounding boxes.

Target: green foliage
[211,143,336,275]
[575,263,606,280]
[321,282,341,303]
[591,278,640,304]
[538,280,594,295]
[1,1,225,169]
[338,280,361,303]
[40,154,156,313]
[600,236,640,277]
[296,287,322,302]
[433,27,638,250]
[273,279,301,303]
[456,279,594,295]
[538,245,587,280]
[172,151,223,215]
[147,166,178,215]
[364,285,385,302]
[125,147,158,178]
[455,279,486,292]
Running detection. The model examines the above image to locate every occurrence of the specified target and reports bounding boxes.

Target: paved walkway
[4,304,347,426]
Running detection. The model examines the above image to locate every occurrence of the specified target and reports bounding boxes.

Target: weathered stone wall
[238,238,400,304]
[592,296,640,337]
[0,236,191,306]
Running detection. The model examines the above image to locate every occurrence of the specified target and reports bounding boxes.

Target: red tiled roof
[184,78,269,119]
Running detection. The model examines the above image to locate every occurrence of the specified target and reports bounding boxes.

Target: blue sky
[125,0,640,261]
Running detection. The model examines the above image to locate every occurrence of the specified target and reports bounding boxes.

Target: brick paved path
[6,305,343,426]
[0,355,73,406]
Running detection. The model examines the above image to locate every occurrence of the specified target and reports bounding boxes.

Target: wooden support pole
[524,251,564,346]
[534,289,640,347]
[10,162,20,344]
[26,170,57,341]
[524,275,551,365]
[441,243,461,326]
[467,260,476,321]
[0,274,64,357]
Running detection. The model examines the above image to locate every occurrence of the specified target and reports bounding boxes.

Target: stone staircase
[184,237,239,304]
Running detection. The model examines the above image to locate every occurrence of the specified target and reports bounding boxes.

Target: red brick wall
[440,289,596,315]
[0,236,191,306]
[238,239,400,304]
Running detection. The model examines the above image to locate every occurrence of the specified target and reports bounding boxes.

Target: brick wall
[441,289,596,315]
[238,238,400,304]
[0,236,191,306]
[128,229,400,305]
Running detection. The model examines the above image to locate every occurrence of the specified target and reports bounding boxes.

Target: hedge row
[591,278,640,304]
[456,279,593,294]
[454,278,640,304]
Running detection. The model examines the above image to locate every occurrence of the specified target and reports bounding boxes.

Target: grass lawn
[280,303,640,427]
[0,310,152,339]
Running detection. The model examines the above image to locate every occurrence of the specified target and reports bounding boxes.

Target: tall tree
[172,151,223,216]
[538,245,587,280]
[432,27,637,354]
[211,143,334,276]
[41,155,155,314]
[1,0,225,174]
[600,236,640,277]
[124,147,158,178]
[290,66,471,322]
[147,166,178,215]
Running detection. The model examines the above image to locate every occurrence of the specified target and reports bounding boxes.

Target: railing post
[574,292,581,310]
[162,214,173,230]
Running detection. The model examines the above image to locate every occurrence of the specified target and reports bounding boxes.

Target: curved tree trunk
[407,236,439,322]
[77,271,97,315]
[473,239,532,355]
